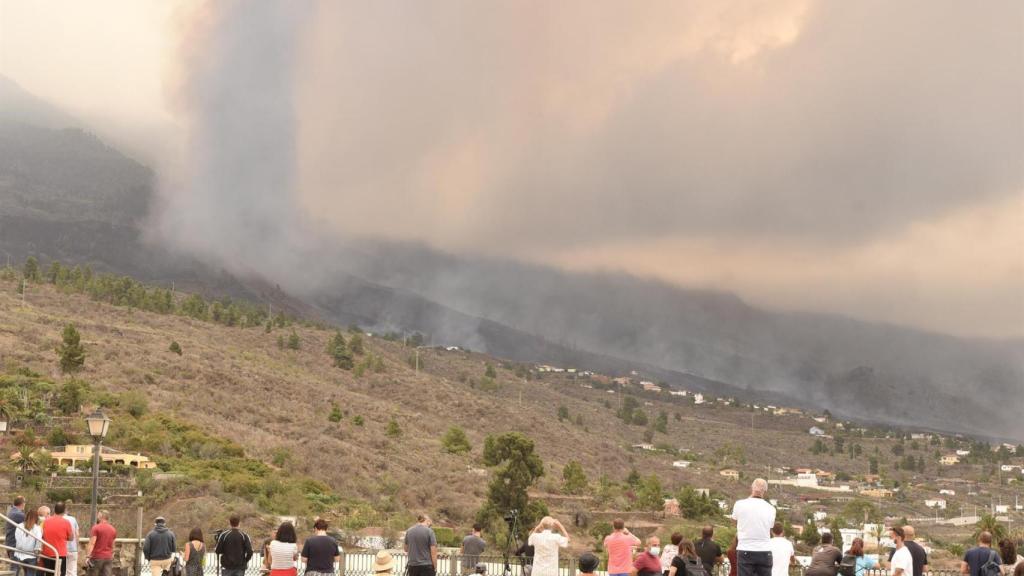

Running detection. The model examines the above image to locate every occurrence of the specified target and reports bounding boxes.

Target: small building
[672,460,692,468]
[809,426,826,437]
[995,505,1009,514]
[940,455,960,466]
[693,393,705,405]
[1000,465,1018,472]
[720,469,740,479]
[860,488,893,498]
[939,489,956,496]
[640,381,662,392]
[16,445,157,470]
[632,443,656,451]
[813,510,828,521]
[924,499,947,509]
[956,449,971,457]
[663,498,681,517]
[669,390,689,397]
[796,473,819,488]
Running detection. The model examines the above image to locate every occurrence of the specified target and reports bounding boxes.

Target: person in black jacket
[215,515,254,576]
[144,517,177,576]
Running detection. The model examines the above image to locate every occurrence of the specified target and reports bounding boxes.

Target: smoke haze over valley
[1,1,1022,440]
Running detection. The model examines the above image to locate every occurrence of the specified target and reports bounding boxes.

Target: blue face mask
[650,547,661,557]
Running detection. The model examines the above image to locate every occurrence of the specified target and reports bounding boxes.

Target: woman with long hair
[183,527,205,576]
[668,539,702,576]
[14,508,41,576]
[846,538,877,576]
[999,539,1020,576]
[267,522,299,576]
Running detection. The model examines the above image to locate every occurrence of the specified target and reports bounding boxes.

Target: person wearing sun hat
[373,551,395,576]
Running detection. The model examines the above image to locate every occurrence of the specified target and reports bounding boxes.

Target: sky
[1,0,1022,338]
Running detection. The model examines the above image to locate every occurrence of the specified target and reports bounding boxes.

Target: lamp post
[85,409,110,528]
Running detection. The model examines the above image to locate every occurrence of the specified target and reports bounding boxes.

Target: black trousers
[738,551,772,576]
[409,565,437,576]
[41,556,68,576]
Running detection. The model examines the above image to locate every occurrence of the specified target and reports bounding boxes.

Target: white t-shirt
[268,540,298,569]
[890,546,913,576]
[732,497,777,552]
[528,530,568,576]
[768,537,794,576]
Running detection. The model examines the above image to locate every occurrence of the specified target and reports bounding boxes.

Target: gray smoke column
[156,1,313,277]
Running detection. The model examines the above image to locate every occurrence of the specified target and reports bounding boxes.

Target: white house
[813,510,828,521]
[632,443,656,451]
[939,489,956,496]
[670,390,689,397]
[693,393,705,405]
[995,505,1009,514]
[672,460,693,468]
[925,499,947,509]
[809,427,827,437]
[956,449,971,456]
[813,416,828,423]
[797,473,820,487]
[1000,465,1018,472]
[940,455,960,466]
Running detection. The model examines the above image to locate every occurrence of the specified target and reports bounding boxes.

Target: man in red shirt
[41,502,74,576]
[604,519,642,576]
[632,537,663,576]
[87,510,118,576]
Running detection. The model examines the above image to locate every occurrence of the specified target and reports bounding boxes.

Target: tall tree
[562,461,588,495]
[477,432,547,533]
[57,323,85,373]
[22,257,40,282]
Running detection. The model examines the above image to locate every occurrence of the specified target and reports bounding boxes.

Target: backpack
[684,557,709,576]
[980,550,1001,576]
[838,554,857,576]
[162,556,183,576]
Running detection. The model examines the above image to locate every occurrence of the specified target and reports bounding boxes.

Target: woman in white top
[14,509,42,576]
[267,522,299,576]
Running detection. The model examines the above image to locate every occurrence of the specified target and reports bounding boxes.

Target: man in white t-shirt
[527,516,569,576]
[768,523,795,576]
[890,527,913,576]
[731,478,777,576]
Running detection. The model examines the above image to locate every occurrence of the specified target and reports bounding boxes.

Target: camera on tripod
[503,510,519,525]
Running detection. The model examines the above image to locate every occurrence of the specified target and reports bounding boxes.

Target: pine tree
[484,363,497,378]
[287,330,301,350]
[277,334,285,349]
[386,419,402,438]
[57,324,85,373]
[169,341,183,355]
[562,460,588,495]
[328,404,343,422]
[442,426,472,454]
[326,331,353,369]
[348,333,365,355]
[22,257,40,282]
[802,520,821,546]
[557,405,569,421]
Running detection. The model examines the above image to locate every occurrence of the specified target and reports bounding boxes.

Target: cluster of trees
[476,432,548,537]
[9,258,304,330]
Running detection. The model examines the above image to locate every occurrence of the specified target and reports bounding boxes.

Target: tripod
[502,511,522,576]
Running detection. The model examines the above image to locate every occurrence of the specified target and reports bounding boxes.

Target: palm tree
[972,514,1008,542]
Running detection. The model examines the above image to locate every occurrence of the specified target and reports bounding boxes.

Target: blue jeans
[738,551,772,576]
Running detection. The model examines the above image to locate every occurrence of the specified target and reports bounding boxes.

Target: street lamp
[85,409,110,528]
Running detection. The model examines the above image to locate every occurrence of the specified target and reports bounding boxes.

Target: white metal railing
[0,511,62,576]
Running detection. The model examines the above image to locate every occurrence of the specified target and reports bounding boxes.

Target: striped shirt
[269,541,298,569]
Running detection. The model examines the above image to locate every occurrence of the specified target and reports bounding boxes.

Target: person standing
[695,526,724,576]
[40,501,74,576]
[143,517,177,576]
[404,515,438,576]
[632,537,663,576]
[900,527,928,576]
[668,540,703,576]
[527,517,569,576]
[14,508,41,576]
[767,524,794,576]
[215,515,254,576]
[183,528,206,576]
[890,527,914,576]
[301,519,340,576]
[804,532,842,576]
[844,538,877,576]
[86,511,117,576]
[7,496,27,562]
[578,552,600,576]
[267,522,299,576]
[661,533,683,576]
[961,532,1002,576]
[62,501,80,576]
[460,524,486,575]
[605,519,642,576]
[998,539,1021,576]
[731,479,776,576]
[726,538,738,576]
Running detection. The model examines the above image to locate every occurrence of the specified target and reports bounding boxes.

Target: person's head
[890,526,905,545]
[189,527,204,542]
[771,522,784,537]
[37,506,49,519]
[1015,561,1024,576]
[13,496,25,510]
[701,525,714,539]
[671,532,684,546]
[613,519,625,531]
[473,523,482,535]
[998,539,1017,565]
[751,478,768,498]
[679,539,697,559]
[373,550,395,575]
[275,522,297,544]
[978,531,992,547]
[417,514,432,526]
[97,510,109,523]
[902,526,915,541]
[154,516,166,526]
[229,515,241,528]
[54,502,66,515]
[820,532,833,545]
[541,516,555,531]
[64,499,74,510]
[314,518,329,532]
[849,538,865,557]
[646,536,660,554]
[578,552,600,575]
[23,508,39,529]
[474,563,486,575]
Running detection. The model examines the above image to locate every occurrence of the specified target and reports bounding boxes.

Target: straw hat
[373,551,395,573]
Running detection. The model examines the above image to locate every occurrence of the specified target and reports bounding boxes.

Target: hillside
[1,271,1021,566]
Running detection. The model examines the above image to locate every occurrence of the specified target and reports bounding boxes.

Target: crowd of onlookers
[5,485,1023,576]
